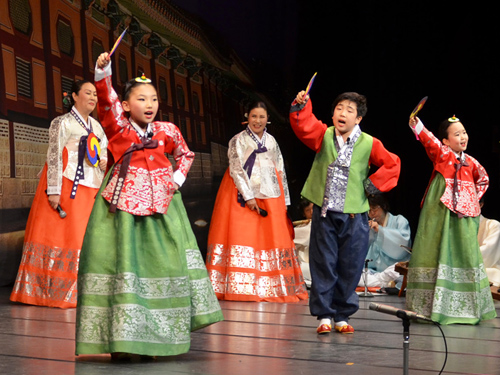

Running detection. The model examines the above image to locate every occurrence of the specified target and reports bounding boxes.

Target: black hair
[63,79,94,109]
[438,117,461,142]
[122,77,156,101]
[246,101,268,114]
[368,194,390,213]
[331,92,367,118]
[298,198,312,217]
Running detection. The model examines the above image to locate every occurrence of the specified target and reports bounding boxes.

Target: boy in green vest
[290,90,400,334]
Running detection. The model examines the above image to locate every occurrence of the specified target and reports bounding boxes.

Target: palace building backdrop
[2,1,500,286]
[0,0,288,285]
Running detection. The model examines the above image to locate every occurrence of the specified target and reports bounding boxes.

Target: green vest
[301,127,373,213]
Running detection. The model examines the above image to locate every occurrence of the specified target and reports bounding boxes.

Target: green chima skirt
[75,182,223,356]
[406,173,496,325]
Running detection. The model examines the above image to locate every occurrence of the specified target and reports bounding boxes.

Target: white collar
[72,106,90,128]
[130,119,151,137]
[247,126,266,141]
[452,150,465,162]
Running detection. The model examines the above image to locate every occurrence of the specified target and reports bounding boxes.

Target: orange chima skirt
[10,150,98,308]
[206,169,308,302]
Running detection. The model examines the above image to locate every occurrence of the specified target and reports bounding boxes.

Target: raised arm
[289,91,327,152]
[94,52,128,140]
[409,117,444,164]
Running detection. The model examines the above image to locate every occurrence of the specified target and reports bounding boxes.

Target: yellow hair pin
[135,74,152,83]
[448,115,460,122]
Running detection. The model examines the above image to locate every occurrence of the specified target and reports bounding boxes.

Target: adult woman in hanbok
[206,101,308,302]
[11,81,107,308]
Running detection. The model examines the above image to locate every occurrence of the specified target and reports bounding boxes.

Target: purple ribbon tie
[237,144,267,207]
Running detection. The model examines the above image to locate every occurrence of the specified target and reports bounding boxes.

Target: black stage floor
[1,286,499,375]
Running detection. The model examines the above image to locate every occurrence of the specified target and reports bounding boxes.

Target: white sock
[335,321,348,327]
[319,318,331,326]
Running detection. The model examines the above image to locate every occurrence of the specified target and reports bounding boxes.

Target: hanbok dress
[206,127,308,302]
[366,212,412,273]
[406,121,496,324]
[75,64,223,356]
[11,108,108,308]
[358,212,411,288]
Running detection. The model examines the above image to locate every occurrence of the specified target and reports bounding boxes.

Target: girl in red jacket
[406,115,496,324]
[75,53,223,360]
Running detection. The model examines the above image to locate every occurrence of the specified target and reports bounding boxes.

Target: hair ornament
[62,92,72,109]
[241,112,248,125]
[448,115,460,122]
[135,74,152,83]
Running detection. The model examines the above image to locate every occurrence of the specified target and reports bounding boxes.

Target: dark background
[171,1,500,237]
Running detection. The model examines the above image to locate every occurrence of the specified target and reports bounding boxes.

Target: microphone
[259,208,268,217]
[369,302,432,322]
[56,205,67,219]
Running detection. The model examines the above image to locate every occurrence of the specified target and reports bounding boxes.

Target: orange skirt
[10,152,98,308]
[206,169,308,302]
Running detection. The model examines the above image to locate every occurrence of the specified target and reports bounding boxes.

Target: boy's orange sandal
[334,324,354,334]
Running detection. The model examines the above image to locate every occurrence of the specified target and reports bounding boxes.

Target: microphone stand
[397,311,411,375]
[358,258,373,297]
[370,303,433,375]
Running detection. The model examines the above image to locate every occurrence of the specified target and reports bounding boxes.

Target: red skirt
[10,150,98,308]
[206,169,308,302]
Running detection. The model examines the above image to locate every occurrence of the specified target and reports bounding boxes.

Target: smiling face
[122,84,159,129]
[443,121,468,153]
[332,100,362,137]
[72,82,97,117]
[247,107,268,137]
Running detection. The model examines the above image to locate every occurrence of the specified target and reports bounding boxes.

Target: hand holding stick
[409,96,427,140]
[97,52,110,69]
[295,90,309,105]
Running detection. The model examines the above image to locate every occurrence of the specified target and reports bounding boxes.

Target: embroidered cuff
[290,99,307,113]
[46,185,62,195]
[410,119,424,135]
[94,62,111,81]
[364,178,381,196]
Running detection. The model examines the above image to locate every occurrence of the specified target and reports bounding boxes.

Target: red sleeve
[367,138,401,193]
[169,123,195,177]
[469,156,489,201]
[417,126,445,165]
[289,100,327,152]
[95,74,128,140]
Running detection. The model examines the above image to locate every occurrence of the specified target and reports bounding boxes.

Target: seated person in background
[358,194,411,288]
[478,198,500,286]
[293,199,313,288]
